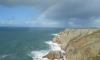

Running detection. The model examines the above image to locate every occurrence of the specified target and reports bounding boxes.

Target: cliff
[52,29,100,60]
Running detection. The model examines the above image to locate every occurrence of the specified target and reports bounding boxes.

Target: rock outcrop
[52,29,100,60]
[43,50,64,60]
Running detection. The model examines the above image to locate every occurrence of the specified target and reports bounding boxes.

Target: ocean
[0,27,64,60]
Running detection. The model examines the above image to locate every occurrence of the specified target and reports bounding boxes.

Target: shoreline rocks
[43,50,65,60]
[43,29,100,60]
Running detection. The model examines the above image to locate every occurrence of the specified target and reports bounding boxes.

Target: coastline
[43,29,100,60]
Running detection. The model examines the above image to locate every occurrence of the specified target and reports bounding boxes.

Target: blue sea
[0,27,64,60]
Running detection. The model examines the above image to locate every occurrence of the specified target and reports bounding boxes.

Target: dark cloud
[1,0,100,19]
[0,0,59,11]
[44,0,100,20]
[0,0,100,27]
[2,0,100,19]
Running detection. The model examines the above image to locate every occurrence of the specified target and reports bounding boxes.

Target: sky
[0,0,100,28]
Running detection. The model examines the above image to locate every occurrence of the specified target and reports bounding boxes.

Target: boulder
[43,50,64,60]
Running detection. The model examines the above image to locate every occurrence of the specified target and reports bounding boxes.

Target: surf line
[43,41,66,60]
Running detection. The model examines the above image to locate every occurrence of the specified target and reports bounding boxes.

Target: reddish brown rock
[51,29,100,60]
[43,50,64,60]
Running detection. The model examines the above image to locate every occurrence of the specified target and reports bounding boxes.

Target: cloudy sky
[0,0,100,28]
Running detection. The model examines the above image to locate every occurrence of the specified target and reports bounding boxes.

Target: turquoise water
[0,27,64,60]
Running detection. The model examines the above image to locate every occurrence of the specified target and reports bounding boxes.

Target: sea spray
[51,34,58,36]
[29,50,48,60]
[45,41,61,51]
[29,40,66,60]
[29,33,65,60]
[29,41,59,60]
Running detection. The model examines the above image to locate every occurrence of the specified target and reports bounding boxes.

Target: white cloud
[0,19,61,27]
[94,19,100,23]
[1,0,100,27]
[68,21,74,25]
[93,18,100,26]
[67,18,78,27]
[89,17,100,27]
[32,19,61,27]
[68,21,81,27]
[0,20,16,25]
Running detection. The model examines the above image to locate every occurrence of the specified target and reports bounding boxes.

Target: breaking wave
[29,40,63,60]
[45,41,61,51]
[28,33,65,60]
[51,34,58,36]
[29,50,49,60]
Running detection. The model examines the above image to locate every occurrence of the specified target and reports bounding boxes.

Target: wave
[45,41,65,53]
[29,32,65,60]
[28,40,65,60]
[45,41,61,51]
[28,50,49,60]
[0,54,8,59]
[51,33,58,36]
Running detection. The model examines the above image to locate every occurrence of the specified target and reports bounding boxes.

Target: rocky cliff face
[52,29,100,60]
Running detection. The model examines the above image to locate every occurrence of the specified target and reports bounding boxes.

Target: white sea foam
[0,54,8,59]
[29,50,49,60]
[51,34,58,36]
[45,41,65,53]
[29,41,65,60]
[45,41,61,51]
[28,31,66,60]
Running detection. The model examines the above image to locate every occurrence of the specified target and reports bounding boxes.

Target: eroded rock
[52,29,100,60]
[43,50,65,60]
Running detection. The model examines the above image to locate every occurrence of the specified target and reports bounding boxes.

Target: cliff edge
[52,29,100,60]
